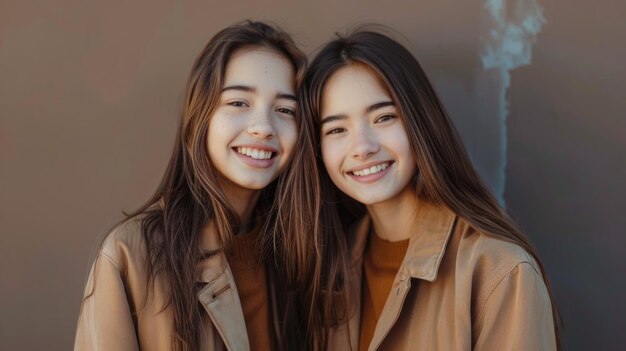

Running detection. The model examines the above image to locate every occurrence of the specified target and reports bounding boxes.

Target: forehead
[223,47,295,89]
[321,64,392,115]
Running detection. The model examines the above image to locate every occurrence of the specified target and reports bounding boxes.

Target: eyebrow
[321,101,395,125]
[222,85,296,102]
[222,85,255,93]
[277,93,297,102]
[366,101,395,113]
[320,114,347,125]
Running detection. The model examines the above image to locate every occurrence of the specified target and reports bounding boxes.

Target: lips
[232,145,278,169]
[350,162,390,176]
[235,146,275,160]
[347,161,394,183]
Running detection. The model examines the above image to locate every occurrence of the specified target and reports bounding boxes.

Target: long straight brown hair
[116,21,306,351]
[276,28,562,349]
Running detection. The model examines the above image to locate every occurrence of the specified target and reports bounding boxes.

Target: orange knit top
[359,232,410,350]
[228,231,273,351]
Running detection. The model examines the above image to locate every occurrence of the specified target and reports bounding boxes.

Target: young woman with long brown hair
[276,29,561,350]
[74,21,306,351]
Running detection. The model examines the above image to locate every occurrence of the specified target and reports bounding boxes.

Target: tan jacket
[328,203,557,351]
[74,217,281,351]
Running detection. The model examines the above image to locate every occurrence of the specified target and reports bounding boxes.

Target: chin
[357,189,408,206]
[350,194,386,206]
[238,182,270,191]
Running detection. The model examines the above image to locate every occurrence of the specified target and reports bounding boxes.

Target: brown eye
[276,107,295,116]
[325,127,346,136]
[228,101,248,107]
[375,114,396,123]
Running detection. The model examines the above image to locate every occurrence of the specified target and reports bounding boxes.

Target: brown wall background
[1,0,624,349]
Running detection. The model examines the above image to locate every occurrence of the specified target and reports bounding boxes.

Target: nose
[351,128,379,160]
[247,108,275,139]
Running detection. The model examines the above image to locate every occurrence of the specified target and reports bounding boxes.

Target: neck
[366,186,419,242]
[222,182,261,224]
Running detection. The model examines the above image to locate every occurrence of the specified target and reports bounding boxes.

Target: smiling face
[320,64,417,206]
[207,47,297,195]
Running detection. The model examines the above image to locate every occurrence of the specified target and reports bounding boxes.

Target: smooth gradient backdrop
[1,0,624,349]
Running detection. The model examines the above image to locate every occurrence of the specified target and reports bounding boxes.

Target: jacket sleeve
[473,262,557,351]
[74,253,140,351]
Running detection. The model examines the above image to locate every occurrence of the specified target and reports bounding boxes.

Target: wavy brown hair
[120,21,306,351]
[277,29,562,349]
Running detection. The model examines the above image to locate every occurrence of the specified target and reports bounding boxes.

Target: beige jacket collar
[340,202,457,351]
[195,222,250,351]
[350,202,457,281]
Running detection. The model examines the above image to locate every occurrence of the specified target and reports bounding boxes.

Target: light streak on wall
[481,0,545,205]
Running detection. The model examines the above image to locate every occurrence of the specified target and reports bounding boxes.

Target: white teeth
[237,147,273,160]
[352,162,389,176]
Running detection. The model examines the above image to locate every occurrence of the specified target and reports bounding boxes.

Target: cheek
[388,125,412,154]
[273,121,297,167]
[206,121,217,151]
[279,119,298,150]
[394,138,412,159]
[321,140,341,176]
[206,128,224,167]
[206,113,235,166]
[392,129,417,173]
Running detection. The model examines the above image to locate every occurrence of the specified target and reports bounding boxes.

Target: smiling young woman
[277,29,562,350]
[74,21,306,351]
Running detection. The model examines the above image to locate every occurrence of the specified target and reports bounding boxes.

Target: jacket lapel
[194,222,250,350]
[367,276,412,351]
[367,203,457,350]
[196,252,250,351]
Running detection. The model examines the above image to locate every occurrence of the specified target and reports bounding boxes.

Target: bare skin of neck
[367,186,420,242]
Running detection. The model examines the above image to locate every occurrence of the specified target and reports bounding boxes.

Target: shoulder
[81,214,157,300]
[450,218,546,310]
[99,215,151,273]
[453,218,539,276]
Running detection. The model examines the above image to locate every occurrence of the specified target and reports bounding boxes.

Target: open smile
[233,146,278,168]
[236,146,275,160]
[347,161,394,183]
